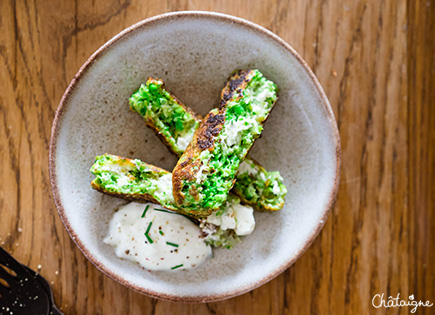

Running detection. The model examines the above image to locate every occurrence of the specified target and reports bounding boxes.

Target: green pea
[148,83,159,93]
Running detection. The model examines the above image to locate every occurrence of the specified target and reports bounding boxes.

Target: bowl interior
[51,12,339,302]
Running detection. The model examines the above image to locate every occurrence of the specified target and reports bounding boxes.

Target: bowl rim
[49,10,341,303]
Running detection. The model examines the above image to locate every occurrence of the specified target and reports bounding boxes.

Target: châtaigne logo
[372,293,433,313]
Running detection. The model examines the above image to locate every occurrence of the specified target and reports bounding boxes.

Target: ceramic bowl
[49,11,340,302]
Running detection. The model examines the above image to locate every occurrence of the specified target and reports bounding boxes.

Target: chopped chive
[171,264,183,270]
[145,221,153,235]
[144,221,154,244]
[145,233,153,244]
[159,230,164,235]
[166,242,179,248]
[141,205,150,218]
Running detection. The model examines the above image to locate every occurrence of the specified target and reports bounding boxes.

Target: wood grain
[0,0,433,314]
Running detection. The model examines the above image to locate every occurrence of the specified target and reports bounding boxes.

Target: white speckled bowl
[49,11,340,302]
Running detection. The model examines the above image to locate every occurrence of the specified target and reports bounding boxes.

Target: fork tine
[0,247,26,275]
[0,264,17,283]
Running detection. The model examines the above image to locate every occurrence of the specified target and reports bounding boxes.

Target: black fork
[0,246,62,315]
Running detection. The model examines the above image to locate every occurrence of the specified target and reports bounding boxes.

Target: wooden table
[1,0,433,314]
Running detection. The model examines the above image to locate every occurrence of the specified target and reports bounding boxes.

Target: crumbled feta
[238,160,258,176]
[176,136,190,151]
[117,175,131,187]
[256,88,275,103]
[260,172,266,181]
[233,203,256,235]
[196,163,209,184]
[250,86,275,116]
[205,199,255,236]
[176,129,195,151]
[272,181,281,195]
[154,173,173,201]
[224,118,255,146]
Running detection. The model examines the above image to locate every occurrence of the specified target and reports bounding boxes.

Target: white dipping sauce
[104,202,212,271]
